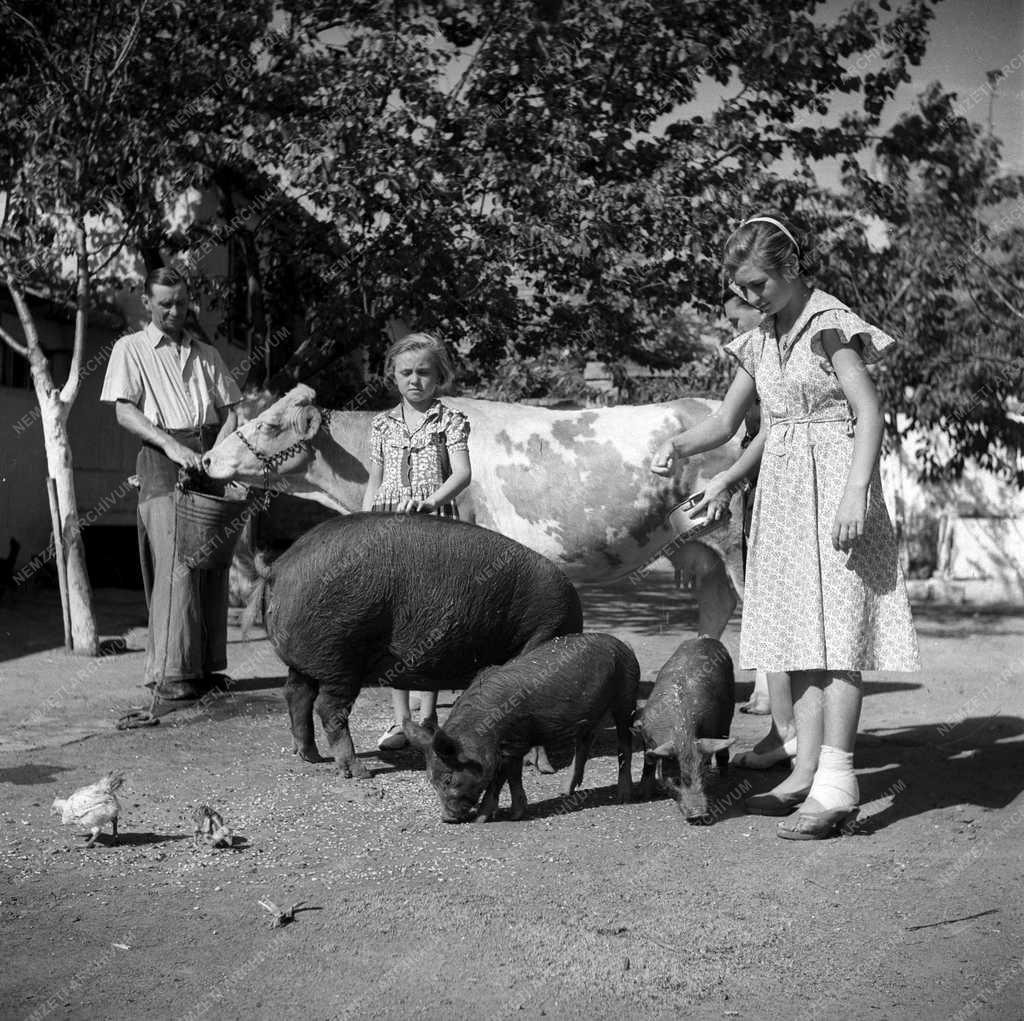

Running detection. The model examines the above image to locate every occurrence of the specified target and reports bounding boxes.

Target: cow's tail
[239,550,271,639]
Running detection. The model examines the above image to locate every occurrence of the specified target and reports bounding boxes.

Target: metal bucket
[666,490,731,542]
[174,487,253,571]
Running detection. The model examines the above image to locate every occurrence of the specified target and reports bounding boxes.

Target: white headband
[737,215,800,252]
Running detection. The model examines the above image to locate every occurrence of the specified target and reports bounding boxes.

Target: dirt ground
[1,566,1023,1021]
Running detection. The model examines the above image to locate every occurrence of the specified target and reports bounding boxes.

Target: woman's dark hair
[144,266,188,296]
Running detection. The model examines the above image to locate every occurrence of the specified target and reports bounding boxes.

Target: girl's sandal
[777,807,859,841]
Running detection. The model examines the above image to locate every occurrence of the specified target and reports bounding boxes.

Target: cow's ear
[432,728,463,767]
[291,404,322,440]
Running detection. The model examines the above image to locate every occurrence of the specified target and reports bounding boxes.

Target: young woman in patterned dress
[652,212,919,839]
[362,332,472,750]
[710,290,799,767]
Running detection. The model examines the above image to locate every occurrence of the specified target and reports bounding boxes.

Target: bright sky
[651,0,1024,204]
[434,2,1023,184]
[836,0,1024,173]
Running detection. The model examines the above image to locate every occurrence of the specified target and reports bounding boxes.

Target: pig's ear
[403,720,436,753]
[431,728,464,767]
[290,404,322,440]
[695,737,735,756]
[649,741,675,758]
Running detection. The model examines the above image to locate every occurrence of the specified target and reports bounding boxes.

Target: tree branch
[0,318,29,358]
[2,5,66,85]
[60,214,89,405]
[879,276,913,321]
[966,285,1007,329]
[968,249,1024,320]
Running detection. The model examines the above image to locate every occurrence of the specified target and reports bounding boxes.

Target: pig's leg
[639,754,658,800]
[716,746,730,776]
[315,688,371,780]
[563,732,594,796]
[613,714,634,804]
[284,669,329,764]
[476,767,505,823]
[506,755,529,821]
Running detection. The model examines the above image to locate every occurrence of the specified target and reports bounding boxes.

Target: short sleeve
[207,348,242,408]
[368,415,386,465]
[722,328,763,380]
[100,337,144,405]
[807,309,897,366]
[443,409,470,451]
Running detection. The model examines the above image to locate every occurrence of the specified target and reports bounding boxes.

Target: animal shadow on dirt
[0,763,75,786]
[142,675,289,729]
[850,715,1024,834]
[84,832,194,848]
[578,578,702,637]
[911,605,1024,639]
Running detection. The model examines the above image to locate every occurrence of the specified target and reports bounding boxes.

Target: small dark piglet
[634,636,735,821]
[405,634,640,823]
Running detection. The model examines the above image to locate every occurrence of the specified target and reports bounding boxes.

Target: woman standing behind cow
[362,332,473,750]
[652,212,919,839]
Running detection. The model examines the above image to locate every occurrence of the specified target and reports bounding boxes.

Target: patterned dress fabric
[723,289,920,673]
[369,399,470,517]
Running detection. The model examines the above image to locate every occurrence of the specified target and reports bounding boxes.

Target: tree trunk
[31,361,100,655]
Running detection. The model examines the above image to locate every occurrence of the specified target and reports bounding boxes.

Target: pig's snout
[667,778,709,821]
[441,809,476,824]
[200,453,212,472]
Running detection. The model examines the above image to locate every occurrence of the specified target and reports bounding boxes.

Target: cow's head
[203,385,323,483]
[404,720,493,823]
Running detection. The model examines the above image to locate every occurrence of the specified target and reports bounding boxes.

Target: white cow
[203,385,746,637]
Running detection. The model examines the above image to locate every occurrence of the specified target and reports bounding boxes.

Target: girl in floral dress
[652,212,919,839]
[362,332,472,750]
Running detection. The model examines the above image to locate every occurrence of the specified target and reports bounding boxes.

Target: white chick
[51,771,124,847]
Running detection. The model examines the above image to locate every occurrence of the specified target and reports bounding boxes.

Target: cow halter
[235,406,333,491]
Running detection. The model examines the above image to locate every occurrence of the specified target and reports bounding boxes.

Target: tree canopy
[2,0,1020,481]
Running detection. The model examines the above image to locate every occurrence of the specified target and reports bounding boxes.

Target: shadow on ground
[0,763,75,785]
[0,589,147,662]
[735,715,1024,835]
[577,577,702,636]
[910,604,1024,638]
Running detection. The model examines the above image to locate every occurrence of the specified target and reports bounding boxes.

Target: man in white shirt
[101,268,241,700]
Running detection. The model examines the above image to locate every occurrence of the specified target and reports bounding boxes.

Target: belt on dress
[765,411,855,457]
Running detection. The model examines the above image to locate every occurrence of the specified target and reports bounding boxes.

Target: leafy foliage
[4,0,1019,482]
[839,83,1024,483]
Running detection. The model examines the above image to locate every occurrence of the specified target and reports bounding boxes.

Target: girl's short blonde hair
[384,332,456,391]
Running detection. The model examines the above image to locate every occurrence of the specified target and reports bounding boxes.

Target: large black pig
[253,513,583,778]
[404,633,639,822]
[634,636,735,821]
